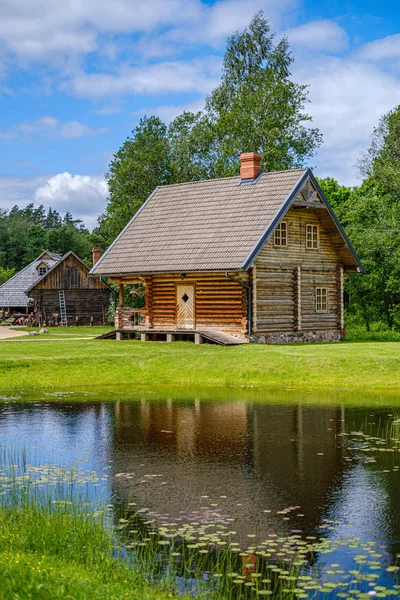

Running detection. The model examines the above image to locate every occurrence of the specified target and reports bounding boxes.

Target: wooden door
[176,284,195,329]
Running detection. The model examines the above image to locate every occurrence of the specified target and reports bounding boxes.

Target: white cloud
[0,116,106,141]
[0,0,298,72]
[166,0,297,46]
[0,175,49,206]
[355,33,400,63]
[0,172,108,230]
[67,58,222,99]
[34,173,108,229]
[294,57,400,184]
[285,20,349,53]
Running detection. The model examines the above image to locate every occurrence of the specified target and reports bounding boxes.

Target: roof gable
[27,251,113,293]
[0,250,61,308]
[243,170,364,272]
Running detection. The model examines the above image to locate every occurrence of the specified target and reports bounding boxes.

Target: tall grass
[1,446,400,599]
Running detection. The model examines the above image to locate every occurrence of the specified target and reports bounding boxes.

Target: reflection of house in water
[111,400,347,540]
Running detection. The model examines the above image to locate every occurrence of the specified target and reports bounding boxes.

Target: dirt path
[0,327,30,340]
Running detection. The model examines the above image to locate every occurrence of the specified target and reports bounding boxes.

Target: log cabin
[0,249,112,326]
[90,153,364,344]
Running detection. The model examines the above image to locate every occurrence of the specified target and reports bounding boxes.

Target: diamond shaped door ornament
[182,293,189,303]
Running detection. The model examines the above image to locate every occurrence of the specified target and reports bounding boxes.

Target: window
[306,224,319,249]
[38,266,47,277]
[316,287,328,313]
[274,221,288,247]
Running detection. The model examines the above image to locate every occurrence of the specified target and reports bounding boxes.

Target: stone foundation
[251,329,342,344]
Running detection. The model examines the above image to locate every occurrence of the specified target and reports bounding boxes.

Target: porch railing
[115,307,146,329]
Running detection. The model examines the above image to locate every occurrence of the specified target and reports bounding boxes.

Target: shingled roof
[92,168,312,275]
[0,251,61,308]
[91,167,363,276]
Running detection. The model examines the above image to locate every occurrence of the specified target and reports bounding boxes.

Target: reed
[1,445,400,599]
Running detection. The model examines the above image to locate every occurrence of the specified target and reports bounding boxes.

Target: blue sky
[0,0,400,229]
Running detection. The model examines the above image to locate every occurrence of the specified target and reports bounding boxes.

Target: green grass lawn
[0,333,399,393]
[0,502,182,600]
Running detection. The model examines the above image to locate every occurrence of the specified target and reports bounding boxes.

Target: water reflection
[1,388,400,589]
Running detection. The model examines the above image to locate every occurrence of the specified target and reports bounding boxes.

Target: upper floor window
[306,224,319,249]
[316,287,328,312]
[274,221,288,247]
[38,266,47,277]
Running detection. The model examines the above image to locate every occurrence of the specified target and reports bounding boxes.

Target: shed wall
[33,254,107,290]
[31,289,110,325]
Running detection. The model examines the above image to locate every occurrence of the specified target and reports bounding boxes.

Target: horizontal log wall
[256,206,344,270]
[151,273,248,334]
[255,270,295,333]
[253,268,340,334]
[114,273,248,335]
[253,205,344,334]
[301,271,338,331]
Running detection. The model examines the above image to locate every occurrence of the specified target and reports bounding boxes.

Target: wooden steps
[196,328,247,345]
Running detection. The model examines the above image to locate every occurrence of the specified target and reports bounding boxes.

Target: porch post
[119,283,124,307]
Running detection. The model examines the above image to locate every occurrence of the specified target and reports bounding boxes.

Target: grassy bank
[0,502,182,600]
[0,335,400,393]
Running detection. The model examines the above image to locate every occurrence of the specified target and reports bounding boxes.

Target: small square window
[38,266,47,277]
[274,221,288,247]
[316,288,328,312]
[306,224,319,249]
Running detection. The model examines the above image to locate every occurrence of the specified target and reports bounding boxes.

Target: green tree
[99,12,322,237]
[99,116,172,243]
[359,105,400,199]
[316,177,352,223]
[201,11,322,176]
[343,180,400,330]
[0,267,15,286]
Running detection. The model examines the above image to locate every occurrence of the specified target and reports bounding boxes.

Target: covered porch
[111,273,249,345]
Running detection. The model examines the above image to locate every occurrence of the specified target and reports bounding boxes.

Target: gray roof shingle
[92,169,308,275]
[0,251,61,308]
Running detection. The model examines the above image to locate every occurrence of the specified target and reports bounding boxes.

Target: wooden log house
[90,153,364,344]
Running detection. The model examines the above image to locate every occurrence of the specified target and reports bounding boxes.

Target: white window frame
[306,224,319,249]
[274,221,288,247]
[38,266,47,277]
[316,287,328,313]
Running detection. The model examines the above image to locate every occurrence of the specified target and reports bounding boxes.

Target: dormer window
[38,266,47,277]
[274,221,288,247]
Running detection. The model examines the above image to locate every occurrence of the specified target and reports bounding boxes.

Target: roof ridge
[157,168,308,190]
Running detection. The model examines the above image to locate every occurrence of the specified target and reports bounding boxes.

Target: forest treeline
[1,12,399,330]
[0,207,104,285]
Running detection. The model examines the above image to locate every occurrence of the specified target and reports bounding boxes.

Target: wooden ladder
[59,290,68,327]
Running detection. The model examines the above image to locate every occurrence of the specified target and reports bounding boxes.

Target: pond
[1,386,400,598]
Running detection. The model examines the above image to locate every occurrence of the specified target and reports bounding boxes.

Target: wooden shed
[27,251,112,326]
[90,153,364,344]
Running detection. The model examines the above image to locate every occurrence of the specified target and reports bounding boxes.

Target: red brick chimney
[92,247,101,266]
[240,152,262,180]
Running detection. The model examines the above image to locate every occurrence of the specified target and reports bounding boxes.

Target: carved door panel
[176,284,195,329]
